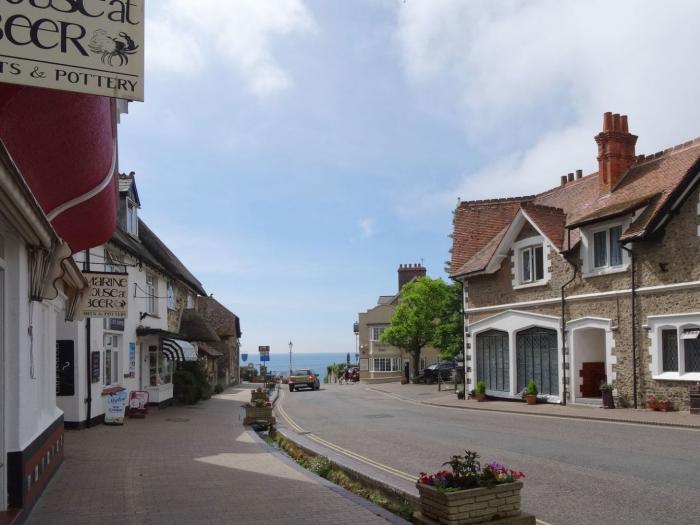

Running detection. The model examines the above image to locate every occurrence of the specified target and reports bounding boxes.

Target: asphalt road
[278,383,700,525]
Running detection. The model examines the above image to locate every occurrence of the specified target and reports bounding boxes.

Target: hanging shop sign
[258,346,270,362]
[0,0,144,100]
[81,271,128,318]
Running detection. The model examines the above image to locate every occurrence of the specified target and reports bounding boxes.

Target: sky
[117,0,700,355]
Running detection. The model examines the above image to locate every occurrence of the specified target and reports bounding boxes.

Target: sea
[240,352,353,376]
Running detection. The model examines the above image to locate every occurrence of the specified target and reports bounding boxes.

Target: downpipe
[560,248,578,407]
[621,244,638,409]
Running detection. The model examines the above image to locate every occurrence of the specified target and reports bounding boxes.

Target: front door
[516,327,559,396]
[476,329,510,392]
[580,362,606,397]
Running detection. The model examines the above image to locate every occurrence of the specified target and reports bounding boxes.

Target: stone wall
[464,185,700,409]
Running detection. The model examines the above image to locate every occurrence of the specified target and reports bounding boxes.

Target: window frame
[370,357,400,372]
[581,218,630,277]
[146,274,158,315]
[369,326,387,342]
[126,198,138,237]
[512,236,548,289]
[649,315,700,380]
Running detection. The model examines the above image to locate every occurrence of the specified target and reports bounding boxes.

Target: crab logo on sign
[88,30,139,67]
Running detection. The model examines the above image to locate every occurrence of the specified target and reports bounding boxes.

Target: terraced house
[450,112,700,409]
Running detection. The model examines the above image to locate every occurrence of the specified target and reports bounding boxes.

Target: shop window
[149,346,174,386]
[370,357,400,372]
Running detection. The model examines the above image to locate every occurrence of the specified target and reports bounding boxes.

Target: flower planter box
[416,481,533,525]
[243,406,275,426]
[251,391,269,402]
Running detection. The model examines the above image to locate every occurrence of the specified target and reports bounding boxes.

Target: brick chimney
[398,263,426,291]
[595,112,638,195]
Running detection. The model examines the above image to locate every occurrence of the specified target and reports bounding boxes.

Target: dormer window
[520,245,544,283]
[593,225,623,269]
[512,236,549,288]
[126,198,138,236]
[581,220,629,276]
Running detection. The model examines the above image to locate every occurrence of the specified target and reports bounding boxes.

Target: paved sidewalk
[27,387,397,525]
[369,382,700,428]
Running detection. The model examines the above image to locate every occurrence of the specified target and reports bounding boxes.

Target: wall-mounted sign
[81,271,128,318]
[128,342,136,376]
[91,351,100,383]
[0,1,144,100]
[108,318,125,331]
[56,340,75,396]
[258,346,270,362]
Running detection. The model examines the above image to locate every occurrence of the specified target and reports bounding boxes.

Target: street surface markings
[369,387,700,433]
[276,394,415,482]
[277,391,553,525]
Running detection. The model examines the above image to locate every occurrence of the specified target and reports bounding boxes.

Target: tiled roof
[450,198,528,276]
[450,137,700,277]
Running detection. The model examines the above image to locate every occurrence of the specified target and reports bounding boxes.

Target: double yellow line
[276,394,416,483]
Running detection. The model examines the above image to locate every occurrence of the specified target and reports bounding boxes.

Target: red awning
[0,84,118,252]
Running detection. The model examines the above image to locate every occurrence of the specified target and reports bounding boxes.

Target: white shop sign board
[0,1,144,100]
[105,389,128,425]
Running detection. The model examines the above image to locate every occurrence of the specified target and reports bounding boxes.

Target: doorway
[516,327,558,396]
[572,327,606,399]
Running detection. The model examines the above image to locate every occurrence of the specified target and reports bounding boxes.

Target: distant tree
[432,280,464,359]
[380,276,459,382]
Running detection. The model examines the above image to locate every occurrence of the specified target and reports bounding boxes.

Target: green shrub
[526,380,538,395]
[475,380,486,395]
[173,361,210,404]
[214,383,224,394]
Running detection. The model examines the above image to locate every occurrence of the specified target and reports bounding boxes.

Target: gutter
[621,243,638,409]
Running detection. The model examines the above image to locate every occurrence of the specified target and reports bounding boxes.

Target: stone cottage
[450,112,700,409]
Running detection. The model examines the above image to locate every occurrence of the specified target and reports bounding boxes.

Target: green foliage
[381,277,461,379]
[526,380,538,395]
[431,280,465,359]
[442,451,481,489]
[475,380,486,395]
[308,455,332,478]
[173,361,211,404]
[240,366,256,381]
[213,383,224,394]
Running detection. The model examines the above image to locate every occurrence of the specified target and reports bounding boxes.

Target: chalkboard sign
[91,351,101,383]
[56,340,75,396]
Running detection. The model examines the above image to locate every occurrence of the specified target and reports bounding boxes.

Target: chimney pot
[576,169,582,179]
[567,172,574,182]
[603,112,613,131]
[612,113,621,131]
[621,115,629,133]
[560,175,567,186]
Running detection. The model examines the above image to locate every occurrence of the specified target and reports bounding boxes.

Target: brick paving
[369,382,700,428]
[26,388,395,525]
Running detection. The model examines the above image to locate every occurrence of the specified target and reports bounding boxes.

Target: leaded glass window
[661,329,678,372]
[684,338,700,372]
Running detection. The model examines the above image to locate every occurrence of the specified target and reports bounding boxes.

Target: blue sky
[117,0,700,354]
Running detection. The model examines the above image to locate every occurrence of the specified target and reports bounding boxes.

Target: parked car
[419,360,456,384]
[288,369,320,391]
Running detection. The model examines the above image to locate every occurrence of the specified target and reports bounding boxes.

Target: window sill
[653,372,700,382]
[582,264,629,278]
[513,280,549,290]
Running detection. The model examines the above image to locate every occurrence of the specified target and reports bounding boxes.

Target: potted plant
[415,451,533,525]
[475,380,487,402]
[456,387,466,400]
[525,380,538,405]
[600,382,615,409]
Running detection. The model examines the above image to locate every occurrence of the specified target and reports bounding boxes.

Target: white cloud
[147,0,317,96]
[359,217,375,239]
[396,0,700,202]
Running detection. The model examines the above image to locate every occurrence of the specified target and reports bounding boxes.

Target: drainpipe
[560,232,578,407]
[621,244,638,409]
[83,250,92,427]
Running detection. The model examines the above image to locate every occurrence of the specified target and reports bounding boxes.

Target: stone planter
[415,481,534,525]
[251,391,269,402]
[243,406,275,426]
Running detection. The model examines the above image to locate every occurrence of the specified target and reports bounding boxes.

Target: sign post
[0,1,145,100]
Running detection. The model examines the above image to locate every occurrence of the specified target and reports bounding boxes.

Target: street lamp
[288,340,293,376]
